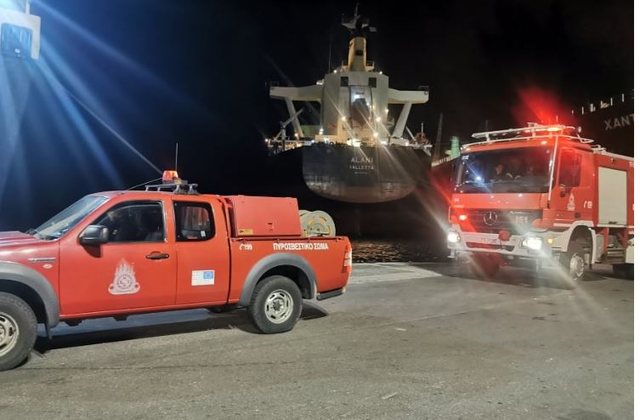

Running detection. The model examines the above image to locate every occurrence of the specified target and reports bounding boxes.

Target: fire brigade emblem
[109,259,141,295]
[567,193,576,211]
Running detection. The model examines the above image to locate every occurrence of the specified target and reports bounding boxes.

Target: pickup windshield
[454,146,552,193]
[31,195,108,239]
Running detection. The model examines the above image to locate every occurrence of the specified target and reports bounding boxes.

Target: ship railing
[432,155,456,166]
[571,91,634,116]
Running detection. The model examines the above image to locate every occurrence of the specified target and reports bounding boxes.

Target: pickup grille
[463,209,542,234]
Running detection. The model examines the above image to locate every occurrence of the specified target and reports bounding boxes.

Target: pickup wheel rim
[0,312,19,358]
[264,289,294,324]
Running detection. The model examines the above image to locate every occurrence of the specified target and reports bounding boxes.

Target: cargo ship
[571,92,634,157]
[266,6,431,205]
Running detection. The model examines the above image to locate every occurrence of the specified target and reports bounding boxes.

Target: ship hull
[301,143,431,203]
[262,143,448,242]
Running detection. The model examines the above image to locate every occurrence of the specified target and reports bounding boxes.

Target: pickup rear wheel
[0,292,37,371]
[248,275,302,334]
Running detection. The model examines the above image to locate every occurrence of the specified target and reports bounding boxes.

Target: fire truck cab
[447,124,634,287]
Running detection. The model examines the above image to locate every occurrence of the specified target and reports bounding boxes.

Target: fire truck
[446,124,634,286]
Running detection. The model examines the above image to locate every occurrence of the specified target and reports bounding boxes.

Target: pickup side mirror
[79,225,109,246]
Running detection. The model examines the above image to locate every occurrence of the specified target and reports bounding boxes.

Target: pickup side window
[93,201,165,243]
[174,202,214,241]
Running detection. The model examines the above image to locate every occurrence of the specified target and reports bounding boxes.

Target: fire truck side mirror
[79,225,109,246]
[559,184,567,197]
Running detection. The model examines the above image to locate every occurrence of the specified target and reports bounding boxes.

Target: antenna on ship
[327,32,333,73]
[434,113,443,160]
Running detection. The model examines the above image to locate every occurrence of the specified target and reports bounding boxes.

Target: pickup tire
[248,275,302,334]
[0,292,37,371]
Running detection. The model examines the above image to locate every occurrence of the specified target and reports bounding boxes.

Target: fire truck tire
[0,292,37,372]
[248,275,302,334]
[558,239,589,288]
[612,263,634,280]
[468,254,500,279]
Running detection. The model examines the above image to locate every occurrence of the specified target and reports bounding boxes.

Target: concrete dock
[0,262,633,419]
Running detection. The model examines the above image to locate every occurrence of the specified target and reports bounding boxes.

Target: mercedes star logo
[483,211,499,226]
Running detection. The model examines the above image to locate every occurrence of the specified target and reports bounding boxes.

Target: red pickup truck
[0,180,351,370]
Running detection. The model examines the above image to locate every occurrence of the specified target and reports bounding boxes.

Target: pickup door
[59,198,177,315]
[59,196,231,316]
[173,197,230,305]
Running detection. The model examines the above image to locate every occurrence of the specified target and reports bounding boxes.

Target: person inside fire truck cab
[490,162,513,181]
[515,163,535,180]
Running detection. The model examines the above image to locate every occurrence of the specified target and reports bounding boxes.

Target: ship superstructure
[267,6,431,204]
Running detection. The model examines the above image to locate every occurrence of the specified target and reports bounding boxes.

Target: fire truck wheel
[468,254,500,279]
[0,293,37,372]
[248,275,302,334]
[558,239,589,287]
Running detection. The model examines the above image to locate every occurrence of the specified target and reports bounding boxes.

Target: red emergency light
[162,170,180,183]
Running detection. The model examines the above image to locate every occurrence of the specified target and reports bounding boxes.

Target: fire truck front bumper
[446,225,556,264]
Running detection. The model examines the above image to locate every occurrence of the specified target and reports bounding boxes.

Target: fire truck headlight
[522,236,543,251]
[447,231,461,243]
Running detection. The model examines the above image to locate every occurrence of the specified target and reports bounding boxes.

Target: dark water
[351,238,449,263]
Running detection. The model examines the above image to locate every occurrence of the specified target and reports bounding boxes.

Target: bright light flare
[447,231,461,243]
[522,236,543,250]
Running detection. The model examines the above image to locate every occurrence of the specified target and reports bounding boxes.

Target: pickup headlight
[522,236,543,251]
[447,231,461,243]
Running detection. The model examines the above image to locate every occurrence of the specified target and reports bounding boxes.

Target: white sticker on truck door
[192,270,215,286]
[109,259,141,295]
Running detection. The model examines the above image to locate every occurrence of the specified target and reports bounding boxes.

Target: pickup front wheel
[0,292,37,371]
[248,275,302,334]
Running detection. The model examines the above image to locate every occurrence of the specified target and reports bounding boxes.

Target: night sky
[0,0,634,230]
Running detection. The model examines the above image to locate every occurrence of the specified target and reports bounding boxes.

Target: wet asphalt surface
[0,263,633,419]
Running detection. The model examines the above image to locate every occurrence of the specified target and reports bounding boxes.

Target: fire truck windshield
[30,195,109,240]
[454,146,552,193]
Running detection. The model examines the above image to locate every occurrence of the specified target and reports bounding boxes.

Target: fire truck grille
[465,242,515,251]
[464,210,542,234]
